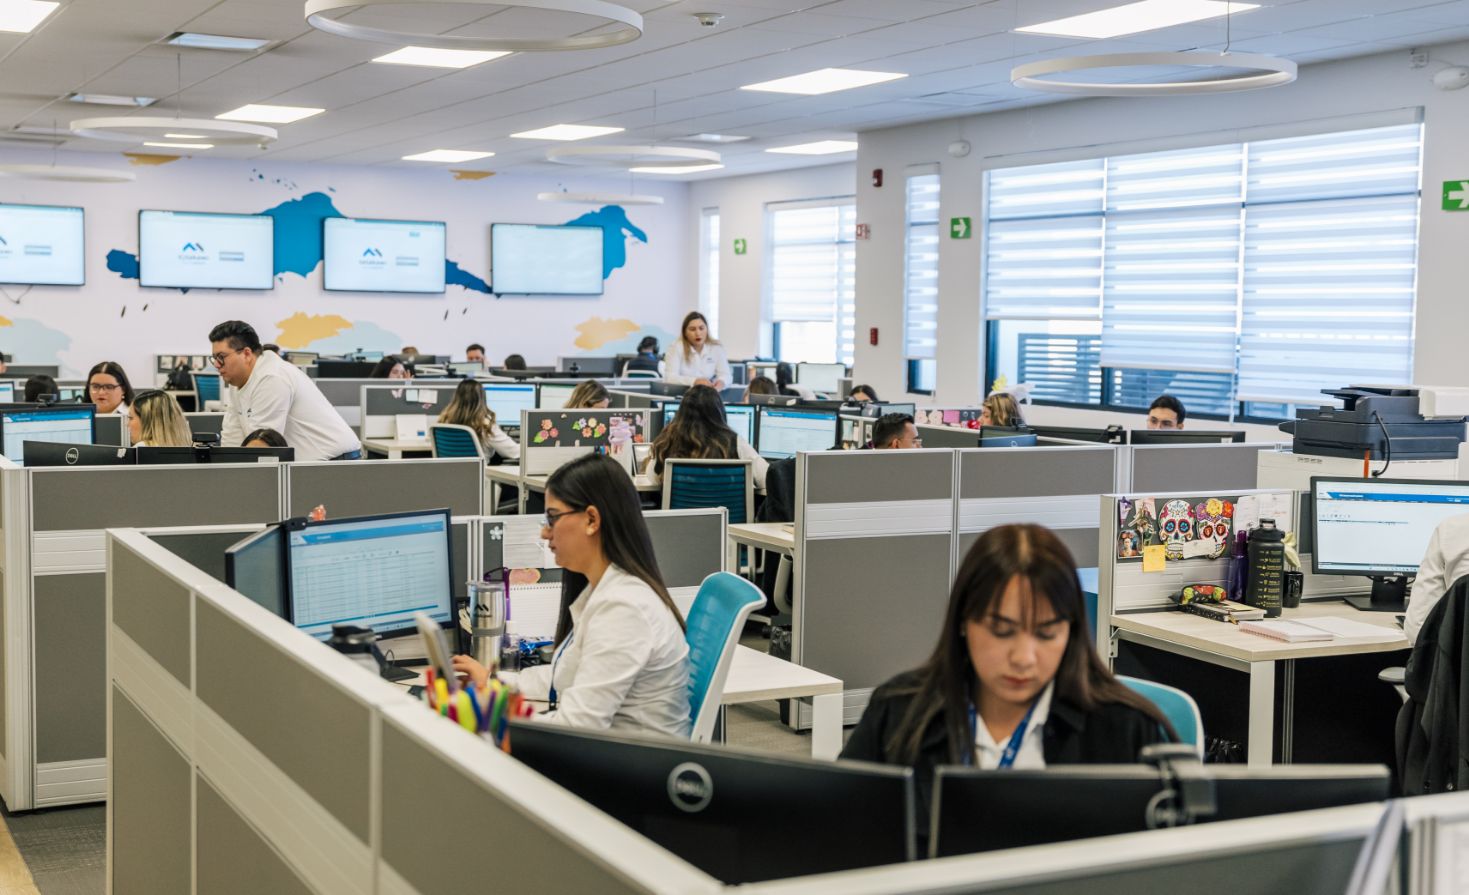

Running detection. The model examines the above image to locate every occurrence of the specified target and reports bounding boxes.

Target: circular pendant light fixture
[1012,51,1296,96]
[537,191,664,206]
[546,144,720,171]
[69,117,278,146]
[0,164,137,183]
[304,0,642,51]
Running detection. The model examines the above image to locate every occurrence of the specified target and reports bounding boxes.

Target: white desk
[727,522,794,556]
[1111,600,1408,766]
[361,437,433,460]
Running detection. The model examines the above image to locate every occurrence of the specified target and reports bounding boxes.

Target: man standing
[209,320,361,461]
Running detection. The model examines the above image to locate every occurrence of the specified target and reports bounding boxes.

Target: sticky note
[1142,545,1167,573]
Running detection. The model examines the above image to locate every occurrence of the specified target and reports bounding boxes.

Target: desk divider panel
[94,414,125,447]
[915,423,979,449]
[520,409,650,477]
[360,384,459,439]
[314,377,379,429]
[286,458,483,518]
[1130,443,1274,494]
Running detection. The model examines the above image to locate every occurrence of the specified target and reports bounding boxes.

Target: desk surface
[522,471,661,493]
[361,437,432,451]
[728,522,795,553]
[722,645,842,704]
[1111,600,1408,663]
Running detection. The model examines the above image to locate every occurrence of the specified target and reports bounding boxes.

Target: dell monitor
[0,405,95,465]
[508,722,915,883]
[756,406,838,459]
[1310,476,1469,612]
[1031,423,1125,444]
[24,441,134,466]
[931,763,1389,858]
[794,362,845,394]
[536,382,578,409]
[1130,429,1247,445]
[286,508,454,640]
[662,402,755,444]
[225,526,287,618]
[482,382,537,429]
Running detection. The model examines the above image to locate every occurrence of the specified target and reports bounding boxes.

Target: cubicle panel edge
[0,464,26,808]
[284,458,484,518]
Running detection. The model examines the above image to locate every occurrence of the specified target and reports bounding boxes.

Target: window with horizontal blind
[983,122,1422,420]
[699,208,720,326]
[904,169,940,393]
[767,198,856,365]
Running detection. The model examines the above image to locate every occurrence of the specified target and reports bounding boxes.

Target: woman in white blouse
[664,311,731,389]
[437,379,519,461]
[644,384,767,491]
[453,453,691,737]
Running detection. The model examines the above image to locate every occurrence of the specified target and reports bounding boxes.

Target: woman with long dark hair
[86,361,136,416]
[438,379,519,460]
[453,454,690,736]
[842,524,1173,844]
[665,311,730,389]
[646,384,767,489]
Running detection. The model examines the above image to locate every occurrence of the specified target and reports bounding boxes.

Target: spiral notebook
[1237,619,1334,642]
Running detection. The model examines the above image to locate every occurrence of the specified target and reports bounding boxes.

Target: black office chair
[1396,574,1469,795]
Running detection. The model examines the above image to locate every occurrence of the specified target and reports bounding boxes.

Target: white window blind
[904,171,941,359]
[984,159,1104,321]
[768,199,856,365]
[700,208,720,325]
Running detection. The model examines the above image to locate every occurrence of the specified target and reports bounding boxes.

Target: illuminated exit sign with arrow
[1443,181,1469,211]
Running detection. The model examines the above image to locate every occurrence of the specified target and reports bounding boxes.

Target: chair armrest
[1378,666,1405,685]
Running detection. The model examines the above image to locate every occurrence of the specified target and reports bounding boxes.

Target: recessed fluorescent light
[164,133,206,139]
[67,93,157,107]
[741,68,906,95]
[0,0,58,34]
[510,124,624,141]
[165,32,272,51]
[1017,0,1259,39]
[766,140,859,155]
[684,133,749,144]
[373,46,510,68]
[402,149,494,162]
[216,104,325,124]
[630,164,725,174]
[143,142,214,149]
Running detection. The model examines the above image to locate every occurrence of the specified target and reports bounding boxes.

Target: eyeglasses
[541,508,585,529]
[210,350,243,367]
[88,383,121,393]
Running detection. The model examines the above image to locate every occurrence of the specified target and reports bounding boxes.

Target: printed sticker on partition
[1142,544,1168,573]
[1117,496,1158,559]
[1159,499,1195,560]
[1194,499,1234,559]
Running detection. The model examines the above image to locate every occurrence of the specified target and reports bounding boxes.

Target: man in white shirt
[1405,514,1469,644]
[208,320,362,461]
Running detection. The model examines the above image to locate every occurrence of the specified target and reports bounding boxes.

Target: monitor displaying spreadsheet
[1312,477,1469,576]
[538,383,578,408]
[286,509,454,640]
[663,401,755,444]
[757,407,837,459]
[484,382,537,429]
[0,406,95,464]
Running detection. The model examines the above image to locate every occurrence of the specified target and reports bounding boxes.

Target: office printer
[1279,385,1468,460]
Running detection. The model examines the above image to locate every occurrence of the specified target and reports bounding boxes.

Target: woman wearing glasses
[452,454,691,737]
[86,361,136,417]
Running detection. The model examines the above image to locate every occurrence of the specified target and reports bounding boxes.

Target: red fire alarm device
[869,327,879,346]
[855,223,870,240]
[872,168,883,188]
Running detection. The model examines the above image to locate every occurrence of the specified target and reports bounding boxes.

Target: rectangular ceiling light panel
[510,124,624,141]
[166,32,272,51]
[216,104,325,124]
[402,149,494,162]
[766,140,859,155]
[742,68,907,95]
[372,46,511,68]
[1017,0,1259,39]
[0,0,59,34]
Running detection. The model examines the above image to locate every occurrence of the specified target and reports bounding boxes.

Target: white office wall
[688,163,855,358]
[0,150,691,380]
[843,40,1469,410]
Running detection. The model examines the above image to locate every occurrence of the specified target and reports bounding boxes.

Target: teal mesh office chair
[193,372,221,404]
[1118,676,1204,757]
[685,571,765,743]
[662,458,754,524]
[429,423,486,460]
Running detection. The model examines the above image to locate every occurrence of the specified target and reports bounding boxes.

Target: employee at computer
[437,379,519,461]
[243,427,288,448]
[871,413,921,450]
[841,524,1173,844]
[1404,515,1469,644]
[565,380,611,409]
[645,385,767,490]
[665,312,731,389]
[209,320,362,461]
[370,356,412,380]
[453,454,691,736]
[623,336,663,376]
[850,384,881,403]
[129,390,193,448]
[743,376,777,402]
[979,392,1024,428]
[466,343,487,364]
[1147,395,1186,430]
[23,375,59,404]
[86,361,135,417]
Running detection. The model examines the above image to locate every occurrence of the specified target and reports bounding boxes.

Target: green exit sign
[950,217,972,239]
[1444,181,1469,211]
[733,238,747,255]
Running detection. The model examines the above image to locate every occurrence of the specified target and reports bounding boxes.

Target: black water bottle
[1246,519,1286,618]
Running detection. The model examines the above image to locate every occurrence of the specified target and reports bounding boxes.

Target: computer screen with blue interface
[758,407,837,459]
[663,402,755,443]
[483,383,537,428]
[1,406,94,464]
[538,383,577,408]
[287,509,454,640]
[0,382,13,402]
[1312,477,1469,576]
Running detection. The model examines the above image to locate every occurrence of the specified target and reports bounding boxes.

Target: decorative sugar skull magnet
[1159,499,1195,560]
[1194,499,1233,559]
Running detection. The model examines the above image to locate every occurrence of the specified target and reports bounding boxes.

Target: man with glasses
[871,413,922,450]
[209,320,361,461]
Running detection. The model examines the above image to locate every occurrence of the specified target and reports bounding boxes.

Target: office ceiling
[1,0,1468,179]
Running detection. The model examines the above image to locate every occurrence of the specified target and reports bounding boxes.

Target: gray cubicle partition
[915,423,980,449]
[94,414,126,447]
[359,383,459,438]
[285,458,483,518]
[957,445,1119,568]
[1128,442,1275,493]
[312,377,378,429]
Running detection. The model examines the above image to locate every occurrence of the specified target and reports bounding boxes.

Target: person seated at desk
[566,380,611,409]
[980,392,1024,428]
[842,524,1174,845]
[243,427,287,448]
[644,384,767,490]
[775,363,817,401]
[438,379,519,462]
[453,454,691,736]
[129,389,193,447]
[87,361,135,417]
[503,354,528,371]
[1147,395,1186,430]
[466,343,486,364]
[743,375,777,402]
[23,375,59,404]
[871,413,921,450]
[1404,515,1469,645]
[665,311,730,389]
[371,355,412,380]
[850,383,880,403]
[623,336,662,376]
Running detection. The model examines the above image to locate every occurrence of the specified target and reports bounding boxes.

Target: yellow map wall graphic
[275,312,354,348]
[122,153,184,166]
[574,317,640,350]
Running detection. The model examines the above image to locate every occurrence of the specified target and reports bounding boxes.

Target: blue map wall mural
[105,191,641,294]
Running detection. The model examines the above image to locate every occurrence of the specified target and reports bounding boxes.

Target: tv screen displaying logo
[323,218,446,293]
[139,210,274,290]
[0,204,85,286]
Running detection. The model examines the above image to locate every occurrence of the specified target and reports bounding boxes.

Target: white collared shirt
[219,350,360,461]
[517,564,691,738]
[664,341,731,387]
[973,682,1053,770]
[1406,514,1469,644]
[642,434,768,491]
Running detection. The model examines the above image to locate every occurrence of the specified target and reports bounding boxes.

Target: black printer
[1278,386,1467,460]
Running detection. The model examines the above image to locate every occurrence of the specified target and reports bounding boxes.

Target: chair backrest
[684,572,766,743]
[429,423,485,460]
[194,372,221,402]
[1118,676,1204,757]
[662,458,753,525]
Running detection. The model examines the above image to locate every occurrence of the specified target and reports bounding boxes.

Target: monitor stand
[1343,576,1408,613]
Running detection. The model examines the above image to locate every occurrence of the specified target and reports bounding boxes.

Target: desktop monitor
[537,383,578,409]
[315,360,378,379]
[1129,429,1247,445]
[931,763,1389,858]
[225,526,287,618]
[978,431,1038,448]
[0,382,14,403]
[483,382,537,428]
[1031,424,1125,444]
[24,441,134,466]
[556,356,619,376]
[859,402,917,419]
[794,363,845,394]
[744,393,795,407]
[135,446,294,464]
[648,382,690,398]
[1310,476,1469,612]
[756,406,838,459]
[0,405,95,464]
[662,402,756,444]
[508,722,915,883]
[286,508,454,640]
